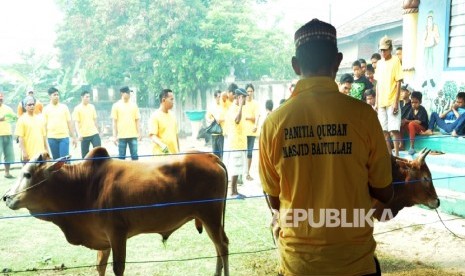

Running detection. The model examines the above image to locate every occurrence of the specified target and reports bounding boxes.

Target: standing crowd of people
[205,82,261,199]
[0,86,182,179]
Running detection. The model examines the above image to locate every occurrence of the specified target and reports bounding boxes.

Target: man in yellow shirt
[148,89,179,155]
[72,91,101,158]
[243,83,260,181]
[206,90,227,159]
[111,86,141,160]
[375,36,403,156]
[15,96,48,162]
[43,87,77,159]
[259,19,394,275]
[0,91,15,178]
[225,88,248,199]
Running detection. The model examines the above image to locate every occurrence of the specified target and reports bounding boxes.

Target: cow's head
[394,148,440,209]
[2,153,69,211]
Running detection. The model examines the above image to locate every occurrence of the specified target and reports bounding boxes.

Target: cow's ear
[47,155,71,172]
[36,152,52,166]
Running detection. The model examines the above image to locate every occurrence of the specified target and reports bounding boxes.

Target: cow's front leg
[96,249,111,276]
[109,232,128,276]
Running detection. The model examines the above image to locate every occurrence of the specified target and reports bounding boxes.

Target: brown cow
[373,148,440,221]
[3,147,229,276]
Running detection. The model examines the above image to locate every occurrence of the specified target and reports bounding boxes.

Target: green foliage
[0,50,58,104]
[54,0,294,108]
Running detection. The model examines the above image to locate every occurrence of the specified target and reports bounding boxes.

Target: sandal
[4,174,15,179]
[246,175,254,181]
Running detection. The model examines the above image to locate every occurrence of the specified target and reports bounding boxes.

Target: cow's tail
[217,158,228,229]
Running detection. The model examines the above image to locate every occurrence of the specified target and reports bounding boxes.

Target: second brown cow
[373,148,440,221]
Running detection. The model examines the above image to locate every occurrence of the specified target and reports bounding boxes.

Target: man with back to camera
[259,19,393,276]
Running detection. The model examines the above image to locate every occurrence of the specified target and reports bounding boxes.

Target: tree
[0,50,58,104]
[54,0,293,109]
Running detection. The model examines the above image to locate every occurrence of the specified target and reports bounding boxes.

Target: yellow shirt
[206,101,228,135]
[43,103,72,139]
[72,103,98,137]
[14,114,46,158]
[148,109,179,154]
[0,104,14,135]
[111,100,140,139]
[243,100,259,136]
[375,56,403,108]
[259,77,392,276]
[226,104,247,150]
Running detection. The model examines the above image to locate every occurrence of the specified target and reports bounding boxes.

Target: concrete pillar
[402,0,420,83]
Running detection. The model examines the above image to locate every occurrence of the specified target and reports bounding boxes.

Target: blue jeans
[118,138,138,160]
[211,134,224,160]
[81,134,102,158]
[48,138,70,159]
[428,112,465,134]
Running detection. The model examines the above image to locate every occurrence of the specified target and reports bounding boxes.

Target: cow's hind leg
[96,249,111,276]
[199,216,229,276]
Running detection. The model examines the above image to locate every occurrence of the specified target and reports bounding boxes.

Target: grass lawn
[0,172,461,275]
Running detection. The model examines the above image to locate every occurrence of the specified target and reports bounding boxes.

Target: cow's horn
[417,148,431,164]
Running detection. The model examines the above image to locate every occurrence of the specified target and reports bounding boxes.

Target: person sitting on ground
[364,89,376,111]
[421,92,465,137]
[338,73,353,95]
[401,91,429,155]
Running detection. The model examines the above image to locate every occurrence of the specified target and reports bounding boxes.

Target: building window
[446,0,465,69]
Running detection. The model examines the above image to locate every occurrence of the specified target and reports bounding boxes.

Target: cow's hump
[84,147,111,166]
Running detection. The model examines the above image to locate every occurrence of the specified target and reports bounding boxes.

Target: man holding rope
[259,19,394,275]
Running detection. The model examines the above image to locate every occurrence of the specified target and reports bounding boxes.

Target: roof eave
[337,20,403,44]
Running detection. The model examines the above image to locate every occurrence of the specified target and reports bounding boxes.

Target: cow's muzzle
[2,191,17,209]
[426,198,440,209]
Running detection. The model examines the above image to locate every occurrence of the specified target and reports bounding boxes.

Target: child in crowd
[365,64,376,87]
[400,84,413,125]
[401,91,429,155]
[364,89,376,111]
[349,60,373,101]
[338,73,353,95]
